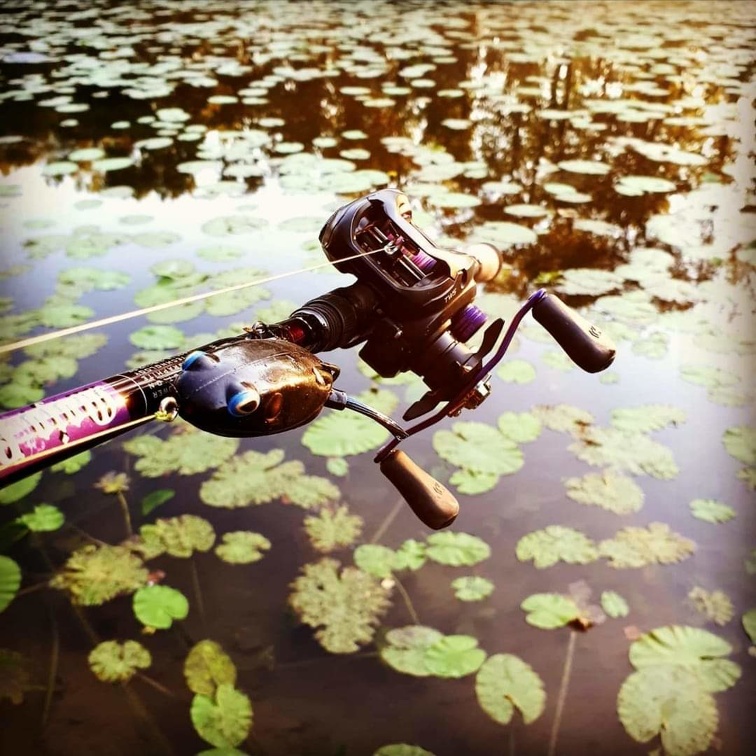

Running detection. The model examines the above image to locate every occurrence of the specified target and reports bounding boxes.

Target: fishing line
[0,249,380,355]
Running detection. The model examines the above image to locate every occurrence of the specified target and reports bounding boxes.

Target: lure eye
[227,388,261,417]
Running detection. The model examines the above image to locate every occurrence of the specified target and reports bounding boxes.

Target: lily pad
[191,684,253,749]
[354,544,397,579]
[556,268,624,297]
[394,540,426,572]
[200,449,339,509]
[184,640,237,696]
[722,426,756,466]
[475,653,546,725]
[520,593,581,629]
[17,504,64,532]
[304,506,363,553]
[689,499,736,524]
[564,471,645,515]
[433,422,524,476]
[379,625,444,677]
[373,746,435,756]
[123,425,239,477]
[425,531,490,567]
[423,635,486,678]
[496,359,536,384]
[451,576,494,602]
[50,544,148,606]
[600,591,629,618]
[532,404,594,434]
[618,666,718,755]
[288,558,392,654]
[688,587,734,626]
[516,526,598,568]
[137,515,216,559]
[133,584,189,630]
[214,532,271,564]
[497,411,541,444]
[88,640,151,683]
[0,556,21,614]
[610,405,687,433]
[599,523,696,569]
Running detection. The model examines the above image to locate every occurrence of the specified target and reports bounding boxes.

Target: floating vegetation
[497,411,542,444]
[214,532,271,565]
[722,426,756,466]
[288,558,392,654]
[136,515,216,559]
[50,545,149,606]
[516,526,598,568]
[17,504,64,532]
[618,625,741,755]
[475,653,546,725]
[379,625,445,677]
[532,404,593,435]
[610,405,686,434]
[133,584,189,630]
[190,683,253,750]
[600,591,629,618]
[424,635,486,678]
[688,587,734,626]
[123,425,239,477]
[689,499,736,524]
[496,359,536,384]
[184,640,237,697]
[200,449,339,509]
[88,641,151,683]
[304,505,363,553]
[520,593,581,629]
[0,556,21,613]
[598,523,696,569]
[564,471,645,515]
[569,427,680,479]
[451,576,494,602]
[425,531,491,567]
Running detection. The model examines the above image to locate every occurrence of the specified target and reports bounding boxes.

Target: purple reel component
[408,248,436,273]
[450,304,487,343]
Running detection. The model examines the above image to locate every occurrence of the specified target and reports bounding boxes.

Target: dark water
[1,1,755,755]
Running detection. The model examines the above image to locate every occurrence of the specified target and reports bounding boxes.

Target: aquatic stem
[369,498,404,544]
[548,629,577,756]
[190,559,206,630]
[117,490,132,538]
[17,580,50,598]
[393,575,420,625]
[136,672,176,698]
[42,606,59,728]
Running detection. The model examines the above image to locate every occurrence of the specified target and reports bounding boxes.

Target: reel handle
[379,449,459,530]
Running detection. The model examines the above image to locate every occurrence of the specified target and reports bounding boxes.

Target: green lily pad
[304,506,363,553]
[497,411,541,444]
[600,591,629,618]
[520,593,581,629]
[496,359,536,384]
[599,523,696,569]
[379,625,444,677]
[722,426,756,466]
[137,515,216,559]
[743,609,756,644]
[354,544,397,579]
[448,469,500,495]
[50,544,148,606]
[133,584,189,630]
[423,635,486,678]
[618,666,718,755]
[689,499,736,524]
[288,558,392,654]
[88,640,151,683]
[302,390,398,457]
[394,540,426,572]
[425,531,490,567]
[191,684,253,749]
[184,640,237,696]
[557,159,611,175]
[688,587,734,626]
[615,175,677,195]
[475,653,546,725]
[373,745,435,756]
[124,425,239,477]
[565,471,645,515]
[214,532,271,564]
[569,427,679,479]
[556,268,624,297]
[200,449,339,509]
[141,489,175,516]
[516,526,598,568]
[17,504,64,532]
[0,556,21,614]
[451,576,494,602]
[433,422,524,476]
[129,324,185,350]
[610,405,687,433]
[532,404,594,434]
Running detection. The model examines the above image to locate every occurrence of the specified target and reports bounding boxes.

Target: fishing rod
[0,188,616,529]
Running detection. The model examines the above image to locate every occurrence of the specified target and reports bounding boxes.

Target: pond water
[0,1,755,755]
